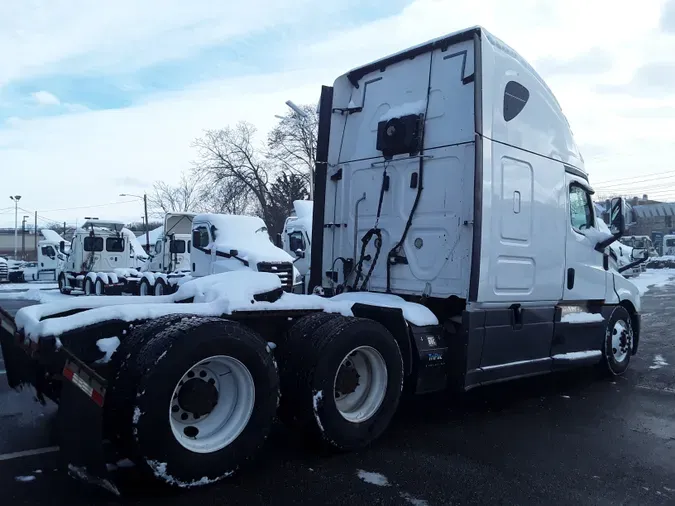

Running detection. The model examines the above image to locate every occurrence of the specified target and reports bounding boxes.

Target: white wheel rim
[611,320,632,363]
[139,282,149,296]
[155,283,164,296]
[84,279,92,295]
[95,281,103,295]
[59,276,66,291]
[333,346,388,423]
[169,355,255,454]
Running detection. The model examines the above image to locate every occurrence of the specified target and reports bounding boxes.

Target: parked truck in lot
[281,200,313,292]
[0,26,647,495]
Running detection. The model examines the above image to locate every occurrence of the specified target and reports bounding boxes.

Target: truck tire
[84,277,94,295]
[138,278,152,296]
[58,273,71,295]
[279,315,403,451]
[154,278,167,296]
[110,317,279,488]
[94,278,105,295]
[601,305,634,376]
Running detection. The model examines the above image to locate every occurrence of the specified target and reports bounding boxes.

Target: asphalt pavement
[1,283,674,505]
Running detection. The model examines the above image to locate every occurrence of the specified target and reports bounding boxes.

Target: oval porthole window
[503,81,530,122]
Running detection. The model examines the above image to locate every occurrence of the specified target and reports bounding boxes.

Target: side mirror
[59,241,65,253]
[295,249,305,259]
[609,197,626,236]
[229,249,239,257]
[275,233,282,248]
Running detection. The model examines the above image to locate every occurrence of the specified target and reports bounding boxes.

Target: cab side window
[192,226,210,248]
[569,184,594,231]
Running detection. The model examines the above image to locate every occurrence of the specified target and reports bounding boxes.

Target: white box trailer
[0,26,646,495]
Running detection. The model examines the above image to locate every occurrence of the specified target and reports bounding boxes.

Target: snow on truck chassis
[0,26,645,494]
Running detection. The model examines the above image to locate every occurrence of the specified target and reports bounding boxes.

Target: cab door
[562,176,608,302]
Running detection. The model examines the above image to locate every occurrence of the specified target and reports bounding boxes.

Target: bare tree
[200,177,253,215]
[266,172,309,236]
[267,103,317,190]
[147,171,204,217]
[192,122,275,225]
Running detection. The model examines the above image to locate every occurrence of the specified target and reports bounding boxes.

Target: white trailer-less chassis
[0,26,646,495]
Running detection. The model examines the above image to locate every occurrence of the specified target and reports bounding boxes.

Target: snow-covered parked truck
[138,213,195,295]
[191,213,304,293]
[0,26,646,495]
[281,200,312,292]
[57,219,150,295]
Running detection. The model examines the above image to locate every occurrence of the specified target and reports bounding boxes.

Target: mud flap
[57,360,120,496]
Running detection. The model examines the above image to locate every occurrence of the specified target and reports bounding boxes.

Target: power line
[591,169,675,186]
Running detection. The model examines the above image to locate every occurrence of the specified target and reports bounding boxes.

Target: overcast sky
[2,0,675,228]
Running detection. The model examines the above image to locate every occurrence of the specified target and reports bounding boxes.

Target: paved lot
[1,283,674,505]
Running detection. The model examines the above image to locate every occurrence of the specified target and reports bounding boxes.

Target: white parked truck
[662,234,675,256]
[281,200,313,292]
[0,26,645,495]
[139,213,196,295]
[57,219,151,295]
[0,256,8,283]
[191,213,304,293]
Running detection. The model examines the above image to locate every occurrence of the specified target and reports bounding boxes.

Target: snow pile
[95,336,120,364]
[15,272,438,341]
[122,228,149,260]
[14,475,36,483]
[379,100,426,122]
[560,312,604,324]
[40,229,68,245]
[357,470,390,486]
[646,256,675,269]
[196,214,294,265]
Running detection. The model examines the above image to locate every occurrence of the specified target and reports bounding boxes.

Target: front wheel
[58,273,71,295]
[154,278,167,296]
[602,306,634,376]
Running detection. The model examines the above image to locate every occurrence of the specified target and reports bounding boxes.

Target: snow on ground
[0,288,70,303]
[357,470,390,486]
[631,269,675,295]
[0,282,58,291]
[649,354,669,370]
[14,475,36,483]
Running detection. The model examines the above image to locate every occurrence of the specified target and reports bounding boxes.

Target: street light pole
[21,215,28,260]
[9,195,22,259]
[120,193,150,253]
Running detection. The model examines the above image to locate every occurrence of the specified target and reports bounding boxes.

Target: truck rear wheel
[94,278,105,295]
[84,277,93,295]
[279,315,403,451]
[109,317,279,488]
[138,278,152,296]
[154,278,167,296]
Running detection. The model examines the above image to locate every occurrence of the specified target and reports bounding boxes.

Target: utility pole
[9,195,21,259]
[34,211,38,259]
[144,193,150,254]
[63,221,67,237]
[21,215,28,260]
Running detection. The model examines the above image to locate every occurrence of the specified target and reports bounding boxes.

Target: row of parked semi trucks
[0,203,315,295]
[1,201,645,289]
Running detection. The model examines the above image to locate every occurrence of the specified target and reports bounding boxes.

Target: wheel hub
[177,378,218,417]
[335,360,360,397]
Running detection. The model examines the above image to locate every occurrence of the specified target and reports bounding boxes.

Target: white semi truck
[281,200,313,292]
[0,26,645,495]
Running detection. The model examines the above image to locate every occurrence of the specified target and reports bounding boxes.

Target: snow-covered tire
[109,317,279,488]
[154,278,167,296]
[83,277,94,295]
[601,305,634,376]
[138,278,152,296]
[106,315,194,447]
[279,315,403,451]
[58,273,71,295]
[94,278,105,296]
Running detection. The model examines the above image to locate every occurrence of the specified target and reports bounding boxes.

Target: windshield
[667,239,675,247]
